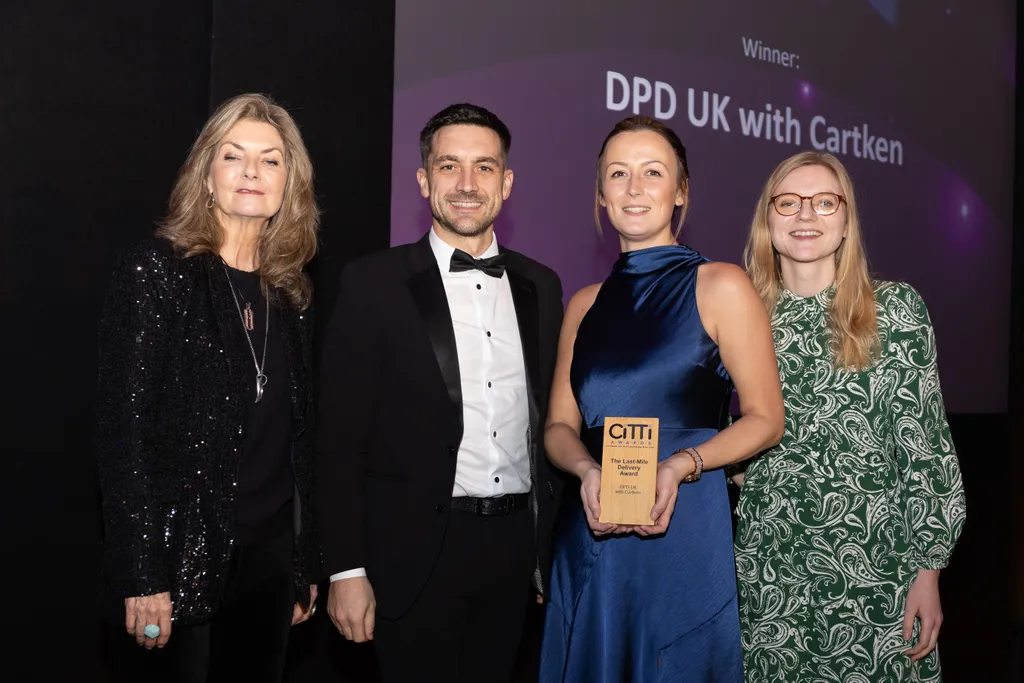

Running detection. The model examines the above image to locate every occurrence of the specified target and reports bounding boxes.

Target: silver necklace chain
[222,261,269,403]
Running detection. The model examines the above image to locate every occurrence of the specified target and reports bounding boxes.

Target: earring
[206,192,215,209]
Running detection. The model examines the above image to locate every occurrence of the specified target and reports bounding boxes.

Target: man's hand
[328,577,376,643]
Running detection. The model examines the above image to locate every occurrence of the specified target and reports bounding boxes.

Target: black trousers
[109,519,295,683]
[373,503,535,683]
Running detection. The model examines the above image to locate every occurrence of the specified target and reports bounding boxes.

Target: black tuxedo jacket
[318,233,565,619]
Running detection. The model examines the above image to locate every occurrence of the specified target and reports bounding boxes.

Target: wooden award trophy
[598,417,659,525]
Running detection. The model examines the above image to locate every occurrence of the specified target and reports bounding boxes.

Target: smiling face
[767,164,847,268]
[207,119,287,223]
[416,124,513,239]
[598,130,686,249]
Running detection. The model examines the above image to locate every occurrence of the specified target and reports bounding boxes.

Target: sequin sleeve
[96,243,177,598]
[293,300,322,587]
[882,283,967,571]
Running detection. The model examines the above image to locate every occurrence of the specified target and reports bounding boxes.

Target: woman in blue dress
[539,116,786,682]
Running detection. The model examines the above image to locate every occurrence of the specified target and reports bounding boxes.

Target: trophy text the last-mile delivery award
[598,417,659,525]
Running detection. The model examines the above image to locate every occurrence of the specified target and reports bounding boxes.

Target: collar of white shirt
[427,227,501,274]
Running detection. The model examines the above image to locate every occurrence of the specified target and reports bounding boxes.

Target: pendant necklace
[222,261,269,403]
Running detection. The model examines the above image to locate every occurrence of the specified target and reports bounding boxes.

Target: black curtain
[2,2,393,680]
[1008,4,1024,681]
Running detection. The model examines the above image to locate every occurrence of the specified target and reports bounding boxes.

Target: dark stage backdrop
[1,1,1020,682]
[1,1,393,680]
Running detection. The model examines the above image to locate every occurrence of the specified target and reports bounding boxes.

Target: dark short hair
[419,103,512,168]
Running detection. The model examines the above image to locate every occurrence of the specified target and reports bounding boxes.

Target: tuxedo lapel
[406,237,464,430]
[505,264,542,432]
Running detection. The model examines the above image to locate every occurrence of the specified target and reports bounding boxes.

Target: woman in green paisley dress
[734,151,966,682]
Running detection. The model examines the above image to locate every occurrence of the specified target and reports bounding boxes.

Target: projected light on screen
[867,0,899,25]
[934,172,988,252]
[797,82,813,104]
[391,0,1015,412]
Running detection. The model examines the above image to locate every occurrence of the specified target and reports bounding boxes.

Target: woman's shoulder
[873,280,930,316]
[116,236,180,270]
[570,281,602,301]
[697,259,746,282]
[696,261,758,304]
[873,279,920,300]
[566,282,603,321]
[872,280,937,350]
[109,237,202,293]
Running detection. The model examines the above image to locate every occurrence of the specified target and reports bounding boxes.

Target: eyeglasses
[770,192,845,216]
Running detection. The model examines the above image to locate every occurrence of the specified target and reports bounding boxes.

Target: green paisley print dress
[735,282,966,682]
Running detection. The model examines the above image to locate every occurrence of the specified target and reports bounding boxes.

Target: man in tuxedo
[318,103,564,682]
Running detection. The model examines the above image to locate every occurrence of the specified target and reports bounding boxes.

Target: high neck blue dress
[539,245,744,682]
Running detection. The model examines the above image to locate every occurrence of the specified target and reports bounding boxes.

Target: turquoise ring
[143,624,161,639]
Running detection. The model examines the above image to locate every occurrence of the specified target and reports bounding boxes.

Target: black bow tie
[449,249,506,278]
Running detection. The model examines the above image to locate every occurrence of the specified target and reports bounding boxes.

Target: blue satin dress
[539,245,743,682]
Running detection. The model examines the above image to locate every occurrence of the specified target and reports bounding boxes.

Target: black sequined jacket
[95,238,320,625]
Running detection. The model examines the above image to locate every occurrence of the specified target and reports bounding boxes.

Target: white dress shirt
[331,228,532,583]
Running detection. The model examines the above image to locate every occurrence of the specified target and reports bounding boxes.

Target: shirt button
[486,331,491,337]
[494,477,500,483]
[476,284,481,290]
[492,431,497,437]
[447,445,455,456]
[487,381,492,388]
[436,504,448,513]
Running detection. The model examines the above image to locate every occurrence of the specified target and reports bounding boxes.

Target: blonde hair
[156,93,319,309]
[743,151,879,371]
[593,116,690,238]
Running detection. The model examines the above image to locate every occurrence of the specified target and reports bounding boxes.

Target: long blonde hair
[156,93,319,309]
[743,151,879,371]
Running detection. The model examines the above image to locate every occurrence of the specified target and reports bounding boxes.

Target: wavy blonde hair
[156,93,319,309]
[743,151,879,371]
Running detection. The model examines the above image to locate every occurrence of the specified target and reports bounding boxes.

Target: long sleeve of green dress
[883,284,966,572]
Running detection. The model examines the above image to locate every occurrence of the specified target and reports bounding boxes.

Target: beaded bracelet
[674,446,703,483]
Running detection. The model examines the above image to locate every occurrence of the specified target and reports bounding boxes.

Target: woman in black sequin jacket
[96,93,320,679]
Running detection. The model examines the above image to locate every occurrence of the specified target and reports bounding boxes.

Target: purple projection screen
[389,0,1015,413]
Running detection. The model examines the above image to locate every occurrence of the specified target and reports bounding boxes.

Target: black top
[223,265,294,545]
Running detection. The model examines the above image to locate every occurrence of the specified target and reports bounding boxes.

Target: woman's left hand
[292,584,319,626]
[903,569,942,661]
[637,454,693,537]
